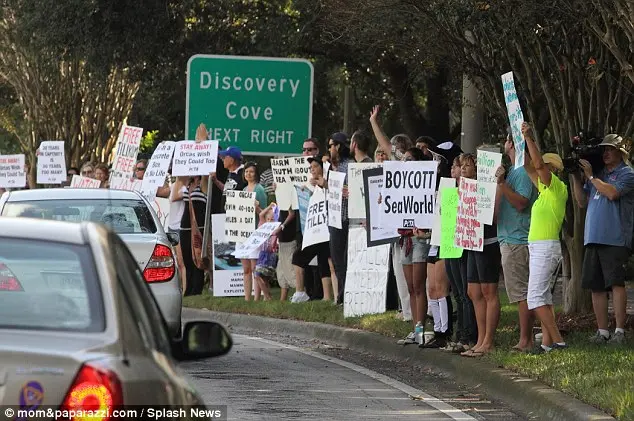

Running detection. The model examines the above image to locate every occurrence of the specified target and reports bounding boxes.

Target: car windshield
[0,238,105,332]
[1,199,157,234]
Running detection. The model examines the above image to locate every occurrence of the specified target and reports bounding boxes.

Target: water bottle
[415,322,424,345]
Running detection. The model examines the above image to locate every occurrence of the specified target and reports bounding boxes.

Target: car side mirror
[172,321,233,361]
[166,232,179,246]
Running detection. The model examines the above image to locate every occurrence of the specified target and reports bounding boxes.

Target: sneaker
[588,331,610,344]
[608,331,626,345]
[550,343,569,351]
[397,332,416,345]
[420,335,447,349]
[290,291,310,303]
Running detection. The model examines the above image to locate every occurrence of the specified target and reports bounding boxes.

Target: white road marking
[242,335,477,421]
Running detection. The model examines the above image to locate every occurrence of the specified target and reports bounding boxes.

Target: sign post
[186,55,314,156]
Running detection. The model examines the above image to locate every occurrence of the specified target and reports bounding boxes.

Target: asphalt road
[180,325,529,421]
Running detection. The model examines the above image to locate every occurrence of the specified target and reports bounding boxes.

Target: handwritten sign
[70,175,100,189]
[295,185,311,234]
[343,227,390,318]
[110,124,143,180]
[477,150,503,183]
[290,156,311,187]
[171,141,219,176]
[439,187,463,258]
[0,154,26,188]
[454,177,483,251]
[431,177,457,246]
[302,187,329,249]
[224,190,256,243]
[501,72,525,168]
[381,160,438,229]
[37,141,66,184]
[232,222,281,259]
[109,176,142,192]
[271,157,299,210]
[348,163,381,219]
[363,167,399,247]
[327,170,346,229]
[142,141,175,199]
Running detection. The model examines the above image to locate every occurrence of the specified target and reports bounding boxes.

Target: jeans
[329,220,349,304]
[445,254,477,343]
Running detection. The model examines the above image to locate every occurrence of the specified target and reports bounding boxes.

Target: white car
[0,188,183,338]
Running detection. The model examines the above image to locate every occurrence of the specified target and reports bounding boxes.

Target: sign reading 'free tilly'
[186,55,314,156]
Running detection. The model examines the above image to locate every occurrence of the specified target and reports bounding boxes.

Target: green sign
[186,54,314,156]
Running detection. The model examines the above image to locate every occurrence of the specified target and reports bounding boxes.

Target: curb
[184,307,616,421]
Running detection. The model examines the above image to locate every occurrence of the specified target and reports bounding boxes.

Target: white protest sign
[232,222,281,259]
[224,190,256,243]
[380,160,438,229]
[109,176,142,191]
[151,197,170,230]
[290,156,311,187]
[327,170,346,229]
[431,177,457,246]
[0,154,26,188]
[344,226,390,318]
[455,177,484,251]
[477,150,503,183]
[37,141,66,184]
[348,163,382,219]
[142,141,176,197]
[302,187,329,250]
[171,141,219,176]
[70,175,101,189]
[110,124,143,180]
[476,150,502,225]
[363,167,399,247]
[501,72,525,168]
[212,214,246,297]
[271,157,298,210]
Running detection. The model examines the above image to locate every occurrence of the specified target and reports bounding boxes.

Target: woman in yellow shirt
[522,122,568,353]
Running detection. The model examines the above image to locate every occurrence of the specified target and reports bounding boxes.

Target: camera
[562,131,604,174]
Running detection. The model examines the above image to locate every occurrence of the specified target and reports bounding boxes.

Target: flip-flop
[464,350,486,358]
[460,349,476,357]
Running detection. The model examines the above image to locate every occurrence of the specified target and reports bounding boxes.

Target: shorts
[400,237,431,265]
[581,244,629,291]
[292,241,331,279]
[527,240,562,310]
[276,241,297,289]
[467,242,501,283]
[500,243,530,303]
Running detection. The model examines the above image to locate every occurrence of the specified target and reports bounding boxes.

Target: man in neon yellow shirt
[522,122,568,353]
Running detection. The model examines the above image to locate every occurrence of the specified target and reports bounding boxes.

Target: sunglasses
[302,147,318,152]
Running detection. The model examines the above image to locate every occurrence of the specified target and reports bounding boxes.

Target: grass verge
[184,289,633,420]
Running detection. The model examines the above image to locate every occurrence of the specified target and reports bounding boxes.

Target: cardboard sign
[224,190,256,243]
[109,176,142,191]
[348,163,382,219]
[0,154,26,188]
[271,157,299,210]
[501,72,525,168]
[37,141,66,184]
[327,170,346,229]
[232,222,281,259]
[142,141,176,198]
[295,185,311,234]
[171,141,219,176]
[302,187,329,249]
[454,177,483,251]
[211,214,246,297]
[70,175,100,189]
[431,177,457,246]
[439,187,463,259]
[110,124,143,180]
[363,167,399,247]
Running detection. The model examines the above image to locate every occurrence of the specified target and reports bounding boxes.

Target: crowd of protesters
[3,105,632,355]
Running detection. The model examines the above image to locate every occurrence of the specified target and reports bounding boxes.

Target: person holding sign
[460,153,501,358]
[522,122,568,353]
[242,162,268,301]
[253,203,280,302]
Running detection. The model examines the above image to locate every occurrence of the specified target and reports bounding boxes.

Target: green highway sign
[186,54,314,156]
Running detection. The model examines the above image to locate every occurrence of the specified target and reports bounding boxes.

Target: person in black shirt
[211,146,246,209]
[180,176,207,296]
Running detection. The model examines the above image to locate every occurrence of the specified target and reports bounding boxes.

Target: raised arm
[522,122,551,187]
[369,105,393,157]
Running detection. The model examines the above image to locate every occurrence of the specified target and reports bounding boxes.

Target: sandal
[464,350,486,358]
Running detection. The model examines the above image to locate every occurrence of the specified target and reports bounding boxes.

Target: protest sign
[0,154,26,188]
[476,150,502,225]
[232,222,281,259]
[171,141,219,176]
[212,214,246,297]
[290,156,311,187]
[271,157,299,210]
[142,141,175,198]
[151,197,170,230]
[36,141,66,184]
[501,72,525,168]
[295,185,311,234]
[431,177,457,246]
[348,163,382,219]
[363,167,399,247]
[224,190,256,243]
[343,227,390,318]
[380,161,438,229]
[70,175,100,189]
[439,187,463,259]
[327,170,346,229]
[477,150,503,183]
[454,177,483,251]
[109,176,142,192]
[302,187,329,249]
[110,124,143,180]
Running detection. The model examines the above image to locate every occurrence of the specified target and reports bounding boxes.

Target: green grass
[184,289,634,420]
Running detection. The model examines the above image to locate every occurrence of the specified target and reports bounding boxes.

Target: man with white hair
[571,134,634,345]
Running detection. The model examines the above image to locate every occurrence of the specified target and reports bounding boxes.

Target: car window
[111,233,172,354]
[1,199,157,234]
[0,237,105,332]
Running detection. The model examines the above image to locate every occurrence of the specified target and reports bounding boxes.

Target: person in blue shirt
[494,133,537,352]
[571,134,634,345]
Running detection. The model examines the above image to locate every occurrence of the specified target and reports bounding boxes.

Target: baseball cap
[307,154,324,166]
[218,146,242,161]
[329,132,349,147]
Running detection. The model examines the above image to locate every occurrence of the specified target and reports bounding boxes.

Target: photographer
[571,134,634,345]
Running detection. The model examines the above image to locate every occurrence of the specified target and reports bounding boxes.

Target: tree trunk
[383,57,427,138]
[562,192,592,314]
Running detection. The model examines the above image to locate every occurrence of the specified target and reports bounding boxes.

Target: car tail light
[143,244,175,283]
[0,263,23,291]
[59,363,123,421]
